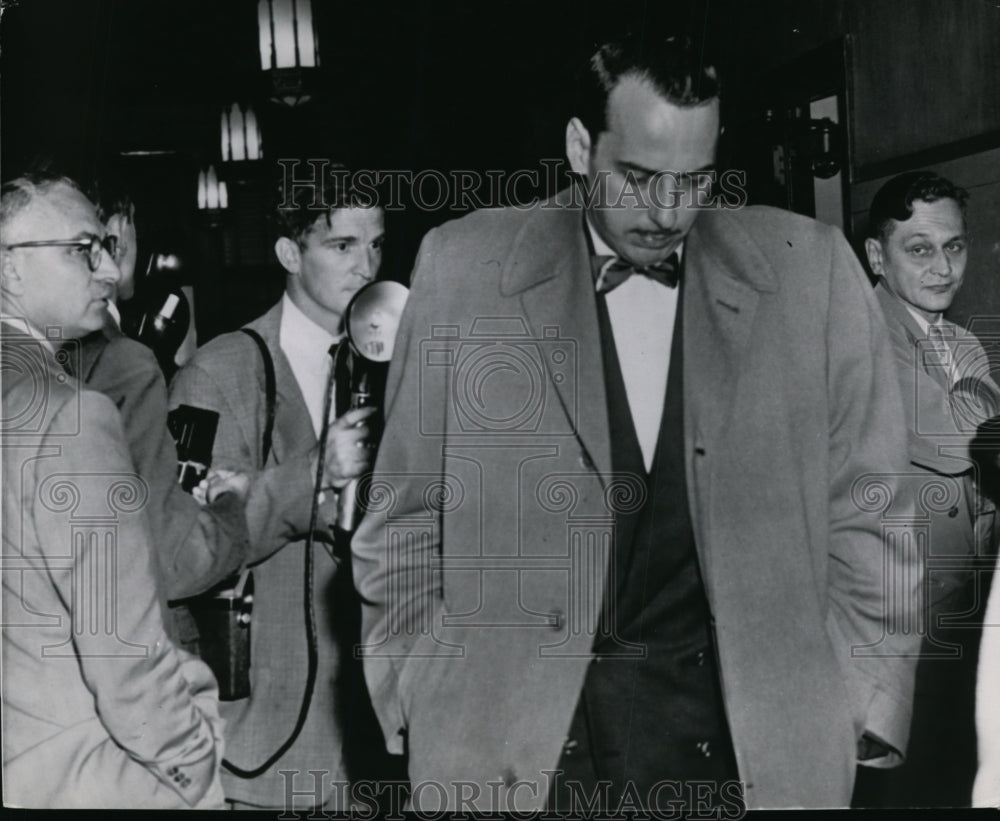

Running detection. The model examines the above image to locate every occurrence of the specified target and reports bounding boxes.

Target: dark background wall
[2,0,998,341]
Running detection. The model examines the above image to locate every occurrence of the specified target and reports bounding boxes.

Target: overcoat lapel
[682,210,778,578]
[500,201,612,486]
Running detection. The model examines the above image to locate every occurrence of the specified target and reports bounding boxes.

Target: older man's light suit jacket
[2,324,225,808]
[352,197,922,810]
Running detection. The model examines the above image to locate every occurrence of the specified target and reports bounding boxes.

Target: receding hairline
[581,70,721,140]
[1,178,92,242]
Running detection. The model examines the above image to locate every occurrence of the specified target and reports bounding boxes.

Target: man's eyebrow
[321,235,358,244]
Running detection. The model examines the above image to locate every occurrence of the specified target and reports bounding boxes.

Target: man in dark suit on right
[353,32,921,812]
[862,170,1000,806]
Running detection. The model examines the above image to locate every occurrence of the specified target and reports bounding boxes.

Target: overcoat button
[696,741,712,757]
[579,453,594,470]
[948,507,959,518]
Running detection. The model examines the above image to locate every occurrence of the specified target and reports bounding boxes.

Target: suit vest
[552,280,739,809]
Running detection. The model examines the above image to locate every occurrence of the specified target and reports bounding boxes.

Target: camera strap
[222,329,328,780]
[239,328,276,466]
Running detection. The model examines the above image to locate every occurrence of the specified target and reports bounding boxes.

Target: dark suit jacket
[352,195,922,810]
[1,323,225,808]
[75,320,250,614]
[169,301,354,808]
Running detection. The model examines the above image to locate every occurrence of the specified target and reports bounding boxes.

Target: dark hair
[271,161,377,246]
[88,173,135,224]
[0,171,84,239]
[867,171,969,241]
[575,32,720,137]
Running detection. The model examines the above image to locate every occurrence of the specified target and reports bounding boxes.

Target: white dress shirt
[279,293,342,438]
[587,220,681,472]
[106,299,122,329]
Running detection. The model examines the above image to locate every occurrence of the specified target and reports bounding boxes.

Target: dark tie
[592,252,681,294]
[331,338,353,419]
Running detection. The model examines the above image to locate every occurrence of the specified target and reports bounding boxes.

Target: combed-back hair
[575,32,720,137]
[867,171,969,241]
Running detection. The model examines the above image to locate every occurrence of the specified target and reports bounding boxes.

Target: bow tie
[592,252,681,294]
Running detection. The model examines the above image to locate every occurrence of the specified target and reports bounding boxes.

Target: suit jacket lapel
[249,301,317,466]
[875,281,974,474]
[74,312,123,383]
[877,284,954,391]
[500,199,612,486]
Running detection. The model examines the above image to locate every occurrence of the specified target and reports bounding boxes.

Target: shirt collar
[0,314,56,353]
[280,293,342,358]
[105,300,122,329]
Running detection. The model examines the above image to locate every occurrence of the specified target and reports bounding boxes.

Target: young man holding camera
[169,163,392,810]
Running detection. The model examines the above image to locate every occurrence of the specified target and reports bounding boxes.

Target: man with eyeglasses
[1,172,226,807]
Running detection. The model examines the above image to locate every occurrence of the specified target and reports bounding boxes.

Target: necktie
[331,338,353,419]
[316,342,342,476]
[927,324,957,386]
[592,252,680,294]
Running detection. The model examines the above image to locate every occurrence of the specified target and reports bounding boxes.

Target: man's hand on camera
[323,406,379,489]
[193,468,251,506]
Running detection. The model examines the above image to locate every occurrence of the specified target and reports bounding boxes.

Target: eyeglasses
[3,234,119,273]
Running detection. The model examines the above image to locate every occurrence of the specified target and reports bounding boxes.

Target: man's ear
[864,237,885,277]
[566,117,593,176]
[274,237,301,275]
[1,251,24,297]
